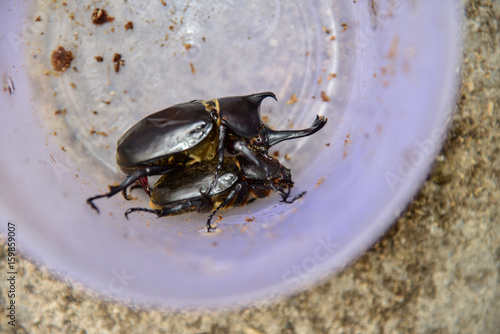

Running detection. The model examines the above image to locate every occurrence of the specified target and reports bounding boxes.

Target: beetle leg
[280,190,307,204]
[139,176,151,196]
[200,124,227,198]
[232,140,271,175]
[206,182,244,232]
[125,200,205,220]
[125,207,161,219]
[121,184,144,200]
[87,166,173,213]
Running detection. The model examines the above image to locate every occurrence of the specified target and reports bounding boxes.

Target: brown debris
[51,46,74,72]
[315,177,325,187]
[91,8,114,25]
[113,53,125,73]
[321,91,331,102]
[245,216,255,223]
[286,93,299,105]
[124,21,134,31]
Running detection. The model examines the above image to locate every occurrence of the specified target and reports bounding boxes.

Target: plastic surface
[0,0,461,308]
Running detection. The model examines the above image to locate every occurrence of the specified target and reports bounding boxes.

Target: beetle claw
[86,197,101,214]
[281,190,307,204]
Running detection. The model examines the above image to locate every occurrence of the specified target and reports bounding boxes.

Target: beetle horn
[219,92,278,138]
[247,91,277,105]
[263,115,328,148]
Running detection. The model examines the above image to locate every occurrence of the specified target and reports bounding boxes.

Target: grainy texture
[1,1,499,333]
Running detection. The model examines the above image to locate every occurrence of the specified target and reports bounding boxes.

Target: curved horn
[263,115,328,148]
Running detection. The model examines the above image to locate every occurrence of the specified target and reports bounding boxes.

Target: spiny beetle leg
[125,207,160,219]
[206,183,244,232]
[126,200,206,220]
[87,166,173,213]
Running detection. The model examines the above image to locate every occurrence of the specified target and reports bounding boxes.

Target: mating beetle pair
[87,92,327,231]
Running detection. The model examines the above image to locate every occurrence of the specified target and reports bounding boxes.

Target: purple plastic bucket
[0,0,461,308]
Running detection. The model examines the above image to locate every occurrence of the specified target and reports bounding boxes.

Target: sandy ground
[1,0,499,333]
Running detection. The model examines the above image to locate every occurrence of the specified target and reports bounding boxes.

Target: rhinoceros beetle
[125,154,305,231]
[87,92,327,213]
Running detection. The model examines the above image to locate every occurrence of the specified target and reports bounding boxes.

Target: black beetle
[125,154,305,231]
[87,92,327,212]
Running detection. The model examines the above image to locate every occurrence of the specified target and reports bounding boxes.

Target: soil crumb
[124,21,134,31]
[51,46,74,72]
[92,8,114,25]
[113,53,125,73]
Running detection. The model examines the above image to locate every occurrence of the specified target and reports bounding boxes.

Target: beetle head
[218,92,277,138]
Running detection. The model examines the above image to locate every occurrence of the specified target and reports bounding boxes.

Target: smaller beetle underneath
[125,155,305,231]
[86,92,327,231]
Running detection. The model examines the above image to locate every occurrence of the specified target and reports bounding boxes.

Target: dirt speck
[124,21,134,31]
[245,216,255,223]
[388,36,399,59]
[54,109,67,116]
[315,177,325,187]
[113,53,125,73]
[328,73,337,80]
[321,91,331,102]
[344,133,351,145]
[91,8,114,25]
[51,46,74,72]
[286,93,298,105]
